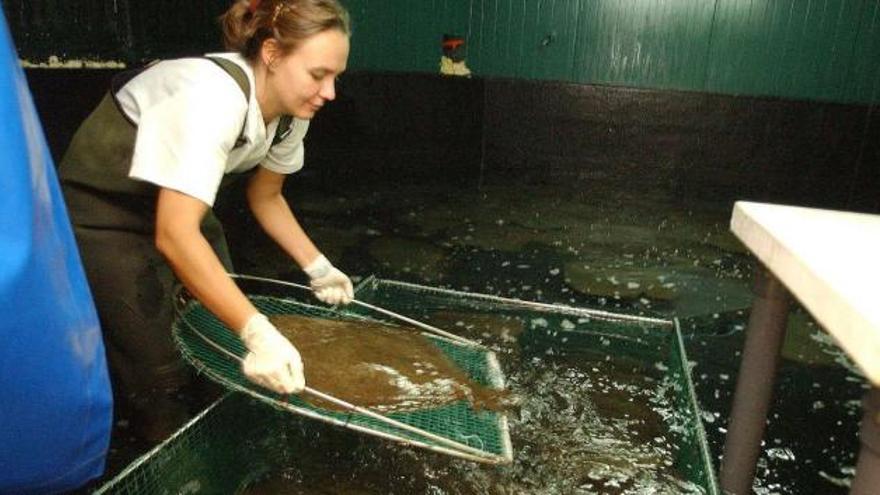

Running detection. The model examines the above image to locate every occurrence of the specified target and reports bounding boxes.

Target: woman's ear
[260,38,281,70]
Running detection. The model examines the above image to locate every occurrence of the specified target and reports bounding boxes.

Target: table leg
[851,387,880,494]
[719,268,790,494]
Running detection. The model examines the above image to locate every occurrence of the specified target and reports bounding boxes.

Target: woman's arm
[154,187,257,331]
[245,166,321,268]
[155,186,304,393]
[247,166,353,305]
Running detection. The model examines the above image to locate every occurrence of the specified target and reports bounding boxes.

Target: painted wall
[347,0,880,104]
[28,68,879,214]
[5,0,880,103]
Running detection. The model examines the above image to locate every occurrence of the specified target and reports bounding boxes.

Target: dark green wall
[346,0,880,104]
[5,0,880,104]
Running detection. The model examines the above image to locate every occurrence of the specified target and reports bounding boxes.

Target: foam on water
[245,315,706,495]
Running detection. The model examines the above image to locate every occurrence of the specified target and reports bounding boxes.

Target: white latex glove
[304,254,354,305]
[240,313,305,394]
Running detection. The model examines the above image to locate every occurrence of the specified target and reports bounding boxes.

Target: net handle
[229,273,487,349]
[178,313,503,462]
[300,387,499,460]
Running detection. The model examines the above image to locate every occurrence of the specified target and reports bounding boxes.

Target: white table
[720,201,880,494]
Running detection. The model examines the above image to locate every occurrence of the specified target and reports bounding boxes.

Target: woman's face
[268,29,350,120]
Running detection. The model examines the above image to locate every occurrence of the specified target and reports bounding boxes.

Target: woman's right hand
[240,313,305,394]
[304,254,354,305]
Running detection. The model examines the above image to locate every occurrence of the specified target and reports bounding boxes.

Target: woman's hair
[220,0,350,61]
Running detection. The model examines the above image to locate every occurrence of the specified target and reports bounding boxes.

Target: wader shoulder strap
[109,57,292,147]
[273,115,294,146]
[204,56,249,100]
[204,56,293,149]
[110,59,160,95]
[109,59,161,126]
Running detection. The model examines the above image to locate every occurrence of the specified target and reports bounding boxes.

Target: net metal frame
[172,275,513,465]
[370,278,675,327]
[96,276,719,494]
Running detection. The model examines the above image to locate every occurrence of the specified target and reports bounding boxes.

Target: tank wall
[26,68,880,213]
[6,0,880,104]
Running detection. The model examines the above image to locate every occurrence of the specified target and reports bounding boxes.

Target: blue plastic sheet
[0,8,113,495]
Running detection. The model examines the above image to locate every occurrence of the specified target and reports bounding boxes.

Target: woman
[58,0,352,441]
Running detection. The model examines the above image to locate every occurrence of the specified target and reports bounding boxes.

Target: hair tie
[271,2,285,25]
[248,0,261,14]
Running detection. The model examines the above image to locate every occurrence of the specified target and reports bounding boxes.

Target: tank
[95,277,719,494]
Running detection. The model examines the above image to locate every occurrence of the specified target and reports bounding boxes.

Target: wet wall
[26,69,880,213]
[3,0,226,62]
[11,0,880,212]
[7,1,880,104]
[348,0,880,105]
[479,80,880,212]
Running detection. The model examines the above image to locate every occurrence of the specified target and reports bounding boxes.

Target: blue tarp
[0,7,113,494]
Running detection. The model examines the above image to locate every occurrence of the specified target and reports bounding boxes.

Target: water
[93,180,865,493]
[244,307,705,494]
[225,183,756,320]
[219,181,865,494]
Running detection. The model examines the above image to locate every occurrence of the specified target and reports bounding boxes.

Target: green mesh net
[351,277,720,494]
[97,277,719,494]
[172,276,512,465]
[93,393,279,495]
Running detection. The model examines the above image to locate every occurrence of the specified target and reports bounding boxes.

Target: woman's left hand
[304,254,354,305]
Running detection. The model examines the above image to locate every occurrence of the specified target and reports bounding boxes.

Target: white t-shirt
[115,52,309,206]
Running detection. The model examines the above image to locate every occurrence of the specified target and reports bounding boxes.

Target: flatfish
[269,315,510,413]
